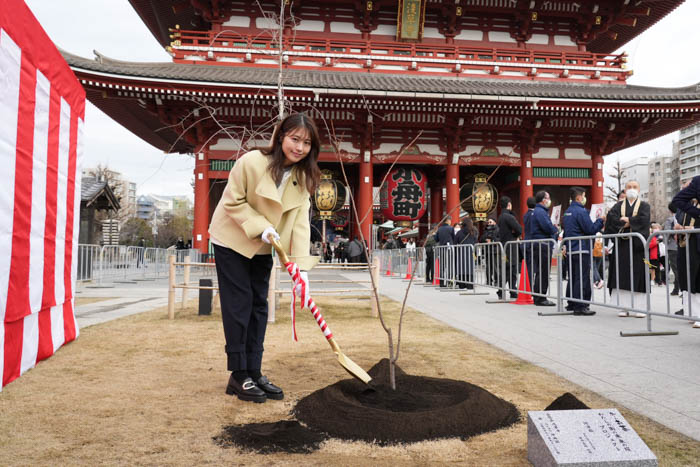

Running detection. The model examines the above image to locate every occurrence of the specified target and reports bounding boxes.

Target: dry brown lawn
[1,295,699,466]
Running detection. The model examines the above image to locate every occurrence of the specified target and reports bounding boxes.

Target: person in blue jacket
[528,191,559,306]
[523,197,536,240]
[562,186,605,316]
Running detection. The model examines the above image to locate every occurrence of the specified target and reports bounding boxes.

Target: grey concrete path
[75,278,172,328]
[349,271,700,442]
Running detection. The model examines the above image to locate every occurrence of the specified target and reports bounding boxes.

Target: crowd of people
[423,178,700,325]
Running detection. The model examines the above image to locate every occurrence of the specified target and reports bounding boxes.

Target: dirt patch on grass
[545,392,590,411]
[1,295,699,465]
[214,420,325,454]
[295,359,519,445]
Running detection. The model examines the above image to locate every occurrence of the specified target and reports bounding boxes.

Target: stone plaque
[528,409,657,467]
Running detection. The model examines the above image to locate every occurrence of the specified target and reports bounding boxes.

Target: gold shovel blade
[329,337,372,384]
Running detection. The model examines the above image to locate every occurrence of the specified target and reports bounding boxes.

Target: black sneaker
[670,290,679,296]
[256,375,284,400]
[675,309,684,316]
[226,375,267,403]
[573,309,596,316]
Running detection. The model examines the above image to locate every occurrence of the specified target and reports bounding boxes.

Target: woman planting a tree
[209,113,321,403]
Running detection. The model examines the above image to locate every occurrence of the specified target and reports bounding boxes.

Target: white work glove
[294,271,312,308]
[261,226,280,244]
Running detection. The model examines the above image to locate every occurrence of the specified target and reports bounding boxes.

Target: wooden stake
[181,256,191,309]
[168,254,176,319]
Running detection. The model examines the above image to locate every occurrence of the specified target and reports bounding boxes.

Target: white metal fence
[76,244,209,287]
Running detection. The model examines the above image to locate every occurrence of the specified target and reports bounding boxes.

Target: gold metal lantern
[313,170,347,219]
[460,173,498,221]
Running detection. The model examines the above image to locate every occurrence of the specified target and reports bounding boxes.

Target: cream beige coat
[208,150,319,270]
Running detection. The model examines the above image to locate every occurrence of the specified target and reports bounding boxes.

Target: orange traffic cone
[404,257,413,279]
[514,259,534,305]
[432,257,440,285]
[386,256,392,276]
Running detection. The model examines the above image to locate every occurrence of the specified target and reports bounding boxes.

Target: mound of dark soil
[544,392,590,411]
[294,359,520,445]
[214,420,326,454]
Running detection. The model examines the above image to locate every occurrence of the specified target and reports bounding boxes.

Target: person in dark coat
[424,232,436,284]
[604,180,650,318]
[455,217,478,289]
[481,218,500,288]
[497,196,522,299]
[528,191,558,306]
[523,197,536,240]
[562,187,604,315]
[435,220,455,287]
[671,176,700,325]
[522,196,537,295]
[435,220,455,246]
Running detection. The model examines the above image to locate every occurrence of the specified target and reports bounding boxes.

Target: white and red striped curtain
[1,0,85,389]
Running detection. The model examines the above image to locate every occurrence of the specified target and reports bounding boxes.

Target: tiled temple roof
[64,50,700,102]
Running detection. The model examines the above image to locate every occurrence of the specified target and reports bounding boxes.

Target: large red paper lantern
[379,166,427,226]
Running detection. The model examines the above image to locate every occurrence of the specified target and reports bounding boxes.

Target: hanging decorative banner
[396,0,426,41]
[460,173,499,221]
[313,170,347,219]
[380,167,427,225]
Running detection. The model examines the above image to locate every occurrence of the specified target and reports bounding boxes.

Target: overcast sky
[24,0,700,198]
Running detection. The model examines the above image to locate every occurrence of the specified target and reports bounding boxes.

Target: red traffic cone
[514,259,534,305]
[433,257,440,285]
[404,257,413,279]
[386,256,392,276]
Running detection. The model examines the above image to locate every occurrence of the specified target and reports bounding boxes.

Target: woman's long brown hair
[256,113,321,194]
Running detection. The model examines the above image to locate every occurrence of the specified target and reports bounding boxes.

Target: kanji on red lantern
[380,167,427,222]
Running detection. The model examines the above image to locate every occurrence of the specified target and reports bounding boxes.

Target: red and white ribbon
[284,261,333,342]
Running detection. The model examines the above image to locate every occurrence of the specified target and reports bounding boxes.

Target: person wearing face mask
[604,180,651,318]
[527,191,558,306]
[562,187,605,315]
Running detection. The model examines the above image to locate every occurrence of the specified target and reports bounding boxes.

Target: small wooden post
[181,256,191,309]
[268,256,277,322]
[371,255,380,317]
[168,254,176,319]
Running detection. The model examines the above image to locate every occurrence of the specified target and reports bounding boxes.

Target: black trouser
[213,244,272,372]
[530,245,551,302]
[566,252,591,311]
[503,243,519,293]
[668,250,678,291]
[425,251,433,282]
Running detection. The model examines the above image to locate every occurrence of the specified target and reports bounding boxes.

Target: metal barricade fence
[643,229,700,326]
[503,239,559,304]
[76,244,101,282]
[75,245,206,286]
[472,242,506,297]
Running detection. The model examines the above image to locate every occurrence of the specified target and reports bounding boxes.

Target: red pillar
[519,148,533,221]
[430,183,443,225]
[446,162,460,225]
[193,149,210,253]
[356,158,373,244]
[591,153,604,205]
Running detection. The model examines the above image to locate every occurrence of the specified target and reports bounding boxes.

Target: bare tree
[605,158,626,203]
